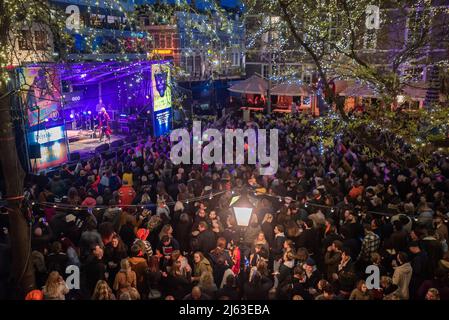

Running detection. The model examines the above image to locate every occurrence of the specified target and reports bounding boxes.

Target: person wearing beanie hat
[303,257,320,291]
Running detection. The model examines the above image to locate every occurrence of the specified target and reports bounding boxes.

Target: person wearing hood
[392,252,413,300]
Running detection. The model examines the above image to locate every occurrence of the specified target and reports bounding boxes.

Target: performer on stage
[98,107,111,143]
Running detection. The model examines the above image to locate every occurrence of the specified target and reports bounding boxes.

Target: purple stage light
[83,111,87,115]
[69,113,74,119]
[45,118,49,122]
[88,110,91,115]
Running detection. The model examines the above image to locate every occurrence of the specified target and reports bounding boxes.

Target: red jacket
[118,185,136,206]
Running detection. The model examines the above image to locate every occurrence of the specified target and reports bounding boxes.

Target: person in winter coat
[104,235,128,285]
[261,213,275,248]
[113,258,140,300]
[392,252,413,300]
[192,251,213,282]
[128,244,149,296]
[45,241,68,276]
[196,222,216,254]
[324,240,343,281]
[243,215,261,249]
[349,280,371,300]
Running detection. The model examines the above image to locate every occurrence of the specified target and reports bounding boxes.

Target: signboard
[27,125,68,171]
[18,66,62,128]
[152,62,172,136]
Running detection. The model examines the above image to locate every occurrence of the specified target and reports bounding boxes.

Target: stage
[67,130,127,157]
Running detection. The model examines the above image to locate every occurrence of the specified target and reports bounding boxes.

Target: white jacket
[392,262,413,300]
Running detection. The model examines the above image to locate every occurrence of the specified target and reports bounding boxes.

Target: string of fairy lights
[6,186,445,224]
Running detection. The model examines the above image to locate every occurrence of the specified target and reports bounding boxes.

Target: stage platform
[67,130,127,157]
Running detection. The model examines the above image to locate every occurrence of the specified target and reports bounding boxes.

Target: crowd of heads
[1,111,449,300]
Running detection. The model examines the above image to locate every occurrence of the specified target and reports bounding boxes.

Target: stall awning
[228,75,268,94]
[339,84,380,98]
[403,82,428,101]
[271,82,312,96]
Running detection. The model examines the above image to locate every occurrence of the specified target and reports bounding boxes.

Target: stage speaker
[110,140,124,149]
[95,143,110,153]
[29,144,41,159]
[69,152,80,162]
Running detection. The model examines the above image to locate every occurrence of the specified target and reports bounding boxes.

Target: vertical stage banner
[18,65,62,127]
[152,62,172,137]
[18,65,68,172]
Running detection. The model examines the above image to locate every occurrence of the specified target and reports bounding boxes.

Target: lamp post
[230,189,254,227]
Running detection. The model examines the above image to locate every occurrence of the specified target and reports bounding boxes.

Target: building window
[262,64,269,79]
[18,30,33,50]
[303,74,311,84]
[407,9,426,45]
[166,34,172,48]
[329,15,340,41]
[232,52,240,67]
[159,34,165,48]
[363,29,377,50]
[153,34,159,48]
[35,31,47,50]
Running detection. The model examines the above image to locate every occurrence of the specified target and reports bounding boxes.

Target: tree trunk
[0,82,36,299]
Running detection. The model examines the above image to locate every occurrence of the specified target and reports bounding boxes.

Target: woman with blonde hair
[159,224,174,241]
[261,213,274,247]
[198,271,218,298]
[42,271,69,300]
[192,251,213,282]
[92,280,116,300]
[113,258,140,300]
[252,231,270,256]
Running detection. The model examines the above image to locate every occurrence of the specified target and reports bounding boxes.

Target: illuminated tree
[243,0,449,167]
[0,0,138,298]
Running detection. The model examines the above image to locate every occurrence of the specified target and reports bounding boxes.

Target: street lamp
[230,189,254,227]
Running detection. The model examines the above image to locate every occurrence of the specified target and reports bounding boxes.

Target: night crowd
[1,111,449,301]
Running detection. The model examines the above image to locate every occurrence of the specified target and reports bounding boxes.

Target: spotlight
[88,110,91,115]
[44,118,49,122]
[69,114,74,119]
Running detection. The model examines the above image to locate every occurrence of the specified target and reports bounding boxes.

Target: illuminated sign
[151,49,174,55]
[27,125,68,172]
[152,62,172,136]
[28,126,65,144]
[152,62,172,112]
